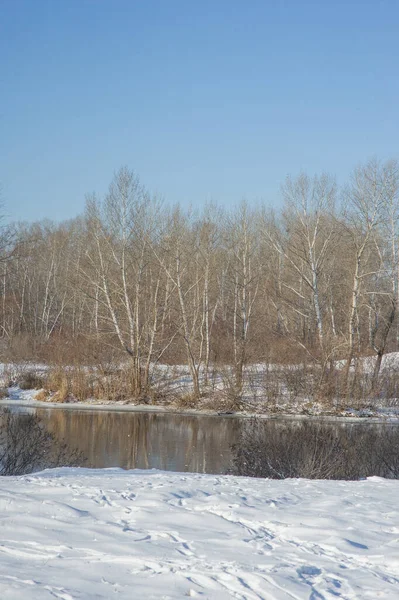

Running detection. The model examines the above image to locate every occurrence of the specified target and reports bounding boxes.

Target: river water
[35,408,240,474]
[6,406,399,476]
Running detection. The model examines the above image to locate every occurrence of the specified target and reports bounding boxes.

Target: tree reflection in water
[36,409,239,473]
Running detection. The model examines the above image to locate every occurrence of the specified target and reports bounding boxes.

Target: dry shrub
[45,367,68,398]
[42,363,153,403]
[173,392,199,409]
[1,363,40,388]
[18,371,45,390]
[280,363,316,402]
[230,419,399,480]
[0,409,86,475]
[203,390,244,412]
[44,366,93,403]
[367,367,399,406]
[94,364,138,402]
[52,384,69,403]
[70,367,94,401]
[34,389,48,401]
[0,363,15,387]
[248,365,280,406]
[216,366,245,410]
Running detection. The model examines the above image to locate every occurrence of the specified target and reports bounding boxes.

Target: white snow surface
[0,469,398,599]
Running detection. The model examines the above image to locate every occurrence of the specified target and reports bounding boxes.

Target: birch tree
[81,168,164,396]
[225,203,261,396]
[365,160,399,389]
[152,208,205,400]
[342,160,389,391]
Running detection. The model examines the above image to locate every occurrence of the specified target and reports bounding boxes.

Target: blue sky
[1,0,398,223]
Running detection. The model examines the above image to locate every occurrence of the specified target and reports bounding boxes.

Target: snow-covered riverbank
[0,469,398,599]
[2,358,399,421]
[2,386,399,423]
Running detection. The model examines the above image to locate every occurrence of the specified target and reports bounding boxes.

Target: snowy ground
[0,469,398,599]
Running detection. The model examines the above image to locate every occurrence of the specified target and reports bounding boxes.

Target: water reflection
[35,409,240,474]
[11,407,398,477]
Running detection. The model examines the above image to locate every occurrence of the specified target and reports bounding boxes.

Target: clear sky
[1,0,398,223]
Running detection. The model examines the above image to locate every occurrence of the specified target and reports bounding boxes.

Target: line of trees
[1,159,398,400]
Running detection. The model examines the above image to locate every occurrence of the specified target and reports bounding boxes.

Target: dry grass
[34,389,48,401]
[173,392,199,409]
[201,391,244,412]
[42,364,149,403]
[45,367,69,402]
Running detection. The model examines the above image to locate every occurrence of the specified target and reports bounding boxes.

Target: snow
[0,469,398,599]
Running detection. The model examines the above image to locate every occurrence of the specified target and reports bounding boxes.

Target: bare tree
[365,160,399,389]
[81,168,165,396]
[224,203,261,397]
[341,160,389,392]
[152,208,205,399]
